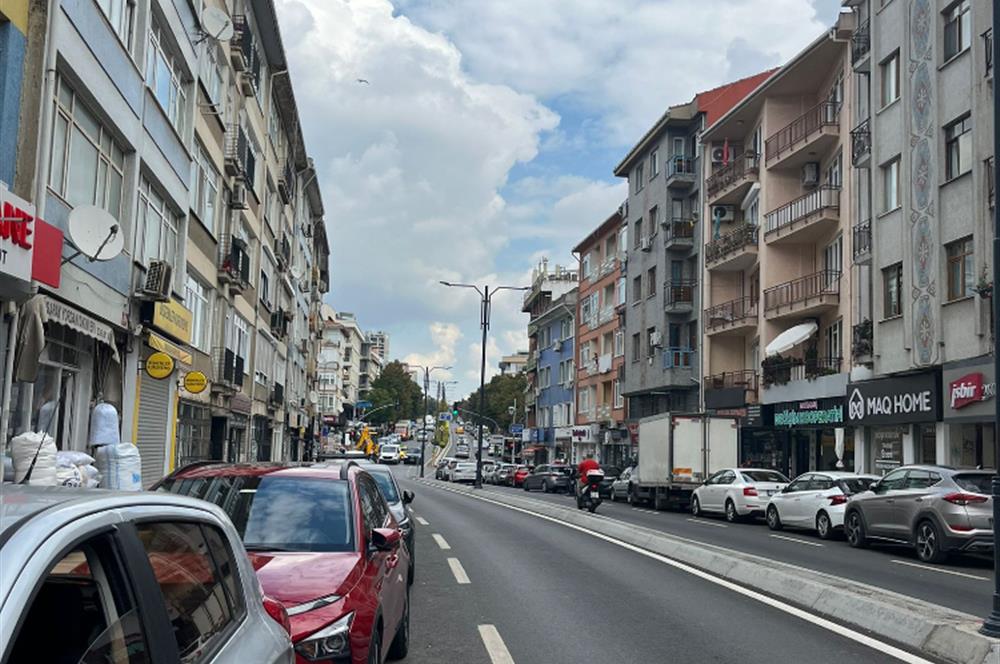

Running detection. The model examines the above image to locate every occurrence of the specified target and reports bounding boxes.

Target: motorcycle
[576,469,605,513]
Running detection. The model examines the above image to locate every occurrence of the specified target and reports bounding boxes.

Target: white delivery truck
[630,413,739,510]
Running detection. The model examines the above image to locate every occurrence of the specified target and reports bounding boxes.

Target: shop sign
[145,351,175,379]
[149,299,193,344]
[711,405,763,428]
[873,428,904,471]
[0,185,35,283]
[943,362,997,419]
[845,372,940,425]
[772,398,844,427]
[570,425,598,443]
[44,297,119,361]
[183,371,208,394]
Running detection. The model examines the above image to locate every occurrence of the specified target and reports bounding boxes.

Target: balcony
[218,235,251,293]
[597,307,615,325]
[269,383,285,408]
[851,118,871,168]
[278,160,295,204]
[705,223,758,271]
[224,124,248,177]
[765,102,840,170]
[852,19,870,71]
[986,29,994,80]
[663,217,695,251]
[852,219,871,265]
[706,152,759,204]
[763,185,840,245]
[599,255,618,278]
[665,155,697,189]
[212,346,244,392]
[664,280,696,314]
[704,370,759,406]
[705,296,758,336]
[762,355,842,388]
[763,270,841,320]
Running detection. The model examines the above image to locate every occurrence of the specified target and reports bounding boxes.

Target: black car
[523,464,573,493]
[404,446,423,465]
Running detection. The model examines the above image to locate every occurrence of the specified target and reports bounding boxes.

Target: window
[260,253,275,308]
[580,340,592,367]
[579,386,592,414]
[616,277,626,306]
[646,327,657,357]
[633,219,643,248]
[649,150,659,177]
[631,333,640,362]
[48,76,125,217]
[185,275,212,351]
[880,51,899,107]
[618,228,627,254]
[649,205,660,230]
[943,0,971,61]
[95,0,135,48]
[945,115,972,180]
[825,320,842,361]
[946,237,974,301]
[633,163,644,193]
[632,275,642,303]
[137,178,179,267]
[561,317,572,340]
[193,142,221,232]
[228,312,251,372]
[582,252,591,279]
[883,263,903,317]
[672,136,685,156]
[268,97,282,149]
[881,157,900,212]
[613,379,623,408]
[668,323,681,349]
[646,266,656,298]
[202,42,224,103]
[255,332,274,385]
[146,19,188,133]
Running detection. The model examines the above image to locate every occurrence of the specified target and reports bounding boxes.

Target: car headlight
[295,611,354,661]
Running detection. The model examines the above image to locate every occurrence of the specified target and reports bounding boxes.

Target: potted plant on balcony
[974,266,993,299]
[762,355,797,387]
[852,319,873,361]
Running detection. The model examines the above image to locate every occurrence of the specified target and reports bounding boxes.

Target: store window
[177,402,211,465]
[950,423,996,469]
[917,424,937,464]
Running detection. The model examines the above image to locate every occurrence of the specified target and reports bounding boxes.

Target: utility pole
[409,364,450,478]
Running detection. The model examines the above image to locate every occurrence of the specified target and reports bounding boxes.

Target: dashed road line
[768,534,824,548]
[686,518,729,529]
[447,557,470,584]
[416,516,430,526]
[890,559,988,580]
[432,533,451,550]
[478,624,515,664]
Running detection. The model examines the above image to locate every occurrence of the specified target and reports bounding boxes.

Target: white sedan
[691,468,789,522]
[450,462,478,483]
[765,471,879,539]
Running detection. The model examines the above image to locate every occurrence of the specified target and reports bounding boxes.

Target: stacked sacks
[89,402,142,491]
[11,432,58,486]
[55,450,101,488]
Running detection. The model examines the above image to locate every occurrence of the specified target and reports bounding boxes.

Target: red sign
[627,422,639,443]
[949,372,990,410]
[31,218,63,288]
[0,202,34,249]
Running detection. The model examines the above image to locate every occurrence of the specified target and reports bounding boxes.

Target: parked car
[0,485,294,664]
[454,444,470,459]
[523,464,573,493]
[451,462,478,483]
[157,462,411,663]
[598,465,622,497]
[844,465,994,563]
[435,457,456,480]
[512,465,532,487]
[481,461,495,478]
[765,471,879,539]
[404,446,423,465]
[609,466,634,501]
[361,463,418,584]
[490,463,514,485]
[691,468,790,522]
[379,443,402,464]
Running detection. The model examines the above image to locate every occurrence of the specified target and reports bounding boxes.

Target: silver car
[844,465,994,562]
[0,485,293,663]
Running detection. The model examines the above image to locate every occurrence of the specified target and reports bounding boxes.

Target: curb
[419,479,1000,664]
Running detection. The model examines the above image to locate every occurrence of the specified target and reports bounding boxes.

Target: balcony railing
[764,185,840,235]
[704,296,758,331]
[704,370,759,402]
[706,152,760,198]
[665,156,696,188]
[664,280,696,308]
[852,18,870,65]
[213,346,245,390]
[762,355,842,387]
[763,270,841,312]
[764,102,840,165]
[705,223,758,266]
[663,347,695,370]
[986,29,994,79]
[852,219,872,263]
[598,307,615,325]
[851,118,871,167]
[664,217,695,245]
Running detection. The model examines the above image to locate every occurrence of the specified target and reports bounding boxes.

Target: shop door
[792,432,812,478]
[210,417,227,460]
[137,373,171,487]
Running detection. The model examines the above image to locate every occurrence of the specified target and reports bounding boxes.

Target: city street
[394,466,938,664]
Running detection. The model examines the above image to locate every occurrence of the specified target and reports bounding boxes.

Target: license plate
[590,491,599,498]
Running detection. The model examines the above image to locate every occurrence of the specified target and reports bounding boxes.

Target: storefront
[845,370,941,474]
[564,424,598,464]
[747,398,851,478]
[942,357,997,470]
[600,427,630,468]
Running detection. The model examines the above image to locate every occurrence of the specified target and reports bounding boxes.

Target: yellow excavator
[355,425,376,456]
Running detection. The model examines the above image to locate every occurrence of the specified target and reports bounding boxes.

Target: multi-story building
[839,0,995,472]
[532,289,577,464]
[367,330,390,362]
[336,312,365,416]
[498,351,530,375]
[614,71,773,422]
[701,21,857,478]
[318,305,346,435]
[359,339,384,398]
[572,210,628,465]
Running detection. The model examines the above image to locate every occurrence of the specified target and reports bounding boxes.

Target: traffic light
[452,402,460,417]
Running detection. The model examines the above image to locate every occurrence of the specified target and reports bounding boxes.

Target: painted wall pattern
[908,0,938,366]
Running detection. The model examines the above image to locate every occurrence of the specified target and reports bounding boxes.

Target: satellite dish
[309,390,319,405]
[201,7,234,41]
[67,205,124,262]
[290,263,304,281]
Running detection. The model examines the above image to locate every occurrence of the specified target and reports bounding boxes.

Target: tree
[367,361,424,424]
[459,373,528,432]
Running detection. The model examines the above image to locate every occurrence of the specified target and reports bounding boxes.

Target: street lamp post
[409,364,451,478]
[440,281,529,488]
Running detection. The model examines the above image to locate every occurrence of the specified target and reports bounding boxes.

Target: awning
[43,295,120,361]
[522,445,545,454]
[765,322,818,357]
[148,332,192,365]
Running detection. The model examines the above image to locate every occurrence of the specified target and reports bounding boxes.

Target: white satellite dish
[66,205,124,262]
[290,263,304,281]
[309,390,319,405]
[200,7,234,42]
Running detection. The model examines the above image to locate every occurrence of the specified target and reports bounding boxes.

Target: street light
[440,281,529,488]
[408,363,451,478]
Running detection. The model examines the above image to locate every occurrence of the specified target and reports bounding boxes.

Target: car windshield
[457,463,476,470]
[954,473,993,494]
[382,445,399,453]
[741,471,789,483]
[601,466,621,477]
[839,478,876,495]
[366,469,401,503]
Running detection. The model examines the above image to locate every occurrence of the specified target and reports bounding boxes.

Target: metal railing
[663,347,695,369]
[664,280,696,307]
[764,356,842,385]
[986,29,994,78]
[666,155,696,180]
[851,118,871,166]
[704,370,759,401]
[213,346,244,389]
[704,296,758,330]
[664,218,695,242]
[852,219,871,262]
[705,224,758,265]
[224,124,248,177]
[852,19,870,65]
[706,152,760,198]
[765,102,840,164]
[764,185,840,234]
[598,307,615,325]
[763,270,841,312]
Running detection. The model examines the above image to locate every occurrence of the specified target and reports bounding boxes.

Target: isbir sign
[845,372,941,425]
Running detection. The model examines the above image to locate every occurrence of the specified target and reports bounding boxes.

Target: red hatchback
[512,465,532,487]
[157,461,410,663]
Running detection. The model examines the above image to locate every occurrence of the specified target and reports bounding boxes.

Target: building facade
[367,330,389,362]
[359,339,384,398]
[532,290,577,464]
[498,351,529,375]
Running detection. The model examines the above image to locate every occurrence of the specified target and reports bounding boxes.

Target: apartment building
[318,306,346,430]
[367,330,390,362]
[531,290,577,464]
[498,351,530,375]
[359,339,384,398]
[572,210,629,466]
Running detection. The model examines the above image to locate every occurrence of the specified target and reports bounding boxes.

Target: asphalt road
[395,469,936,664]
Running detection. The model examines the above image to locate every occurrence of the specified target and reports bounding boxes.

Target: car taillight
[263,595,291,635]
[828,494,848,506]
[743,487,758,497]
[943,492,989,506]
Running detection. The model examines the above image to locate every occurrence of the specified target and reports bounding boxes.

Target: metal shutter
[137,373,171,487]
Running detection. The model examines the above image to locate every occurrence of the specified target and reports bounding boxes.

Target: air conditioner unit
[710,144,726,165]
[140,260,173,302]
[650,331,662,347]
[711,205,735,224]
[230,183,248,210]
[640,236,653,251]
[802,162,820,188]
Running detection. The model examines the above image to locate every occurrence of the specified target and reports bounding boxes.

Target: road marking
[415,516,430,526]
[447,557,470,584]
[478,624,515,664]
[769,534,824,548]
[432,533,451,550]
[890,559,989,581]
[686,518,729,529]
[632,508,659,515]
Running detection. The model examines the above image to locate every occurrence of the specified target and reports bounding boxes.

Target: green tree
[459,373,527,433]
[366,361,424,424]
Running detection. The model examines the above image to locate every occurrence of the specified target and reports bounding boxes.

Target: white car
[691,468,790,522]
[766,471,879,539]
[450,462,478,483]
[379,444,401,464]
[608,466,634,501]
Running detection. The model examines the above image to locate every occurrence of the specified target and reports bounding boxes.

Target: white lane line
[415,516,430,526]
[432,533,451,550]
[424,481,932,664]
[632,508,659,515]
[890,559,989,581]
[447,557,470,584]
[478,624,515,664]
[686,518,729,529]
[770,534,824,548]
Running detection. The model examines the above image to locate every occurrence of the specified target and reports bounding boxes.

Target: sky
[275,0,843,401]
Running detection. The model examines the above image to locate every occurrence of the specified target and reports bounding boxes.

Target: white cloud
[402,322,463,380]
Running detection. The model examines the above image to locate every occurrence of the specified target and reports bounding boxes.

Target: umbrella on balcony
[764,321,818,357]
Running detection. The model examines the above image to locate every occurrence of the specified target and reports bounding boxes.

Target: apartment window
[631,333,640,362]
[137,178,179,268]
[943,0,971,61]
[632,276,642,304]
[617,277,626,306]
[880,51,899,107]
[146,19,188,133]
[613,330,624,357]
[646,327,657,358]
[633,219,643,248]
[825,320,842,361]
[649,205,660,230]
[259,269,271,309]
[582,252,591,279]
[192,142,220,232]
[633,163,644,193]
[882,157,900,212]
[201,43,224,103]
[649,150,659,178]
[945,115,972,180]
[613,379,624,409]
[580,339,592,367]
[646,267,656,298]
[228,312,251,373]
[672,136,685,156]
[268,98,282,149]
[49,77,125,217]
[883,263,903,318]
[946,237,974,301]
[579,386,592,415]
[561,317,572,340]
[185,275,212,351]
[254,332,274,385]
[668,323,681,349]
[96,0,135,48]
[618,228,627,254]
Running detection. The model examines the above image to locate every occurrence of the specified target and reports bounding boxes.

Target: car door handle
[885,499,895,504]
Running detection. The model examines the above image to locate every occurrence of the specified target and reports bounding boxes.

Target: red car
[512,465,532,487]
[157,462,410,663]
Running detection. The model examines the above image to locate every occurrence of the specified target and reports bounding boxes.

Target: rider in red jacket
[577,454,600,489]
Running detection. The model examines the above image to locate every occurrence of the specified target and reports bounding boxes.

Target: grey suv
[843,465,993,563]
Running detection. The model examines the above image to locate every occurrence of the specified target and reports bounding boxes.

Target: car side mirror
[402,490,415,505]
[370,528,401,552]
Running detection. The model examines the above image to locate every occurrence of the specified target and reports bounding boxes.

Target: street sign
[438,412,453,422]
[356,400,373,410]
[509,423,524,435]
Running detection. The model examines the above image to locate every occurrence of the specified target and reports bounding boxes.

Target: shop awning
[522,445,545,454]
[765,322,817,357]
[43,295,120,361]
[148,332,192,365]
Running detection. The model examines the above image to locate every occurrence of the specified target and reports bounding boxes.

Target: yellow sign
[147,332,193,365]
[146,352,175,379]
[152,299,193,344]
[184,371,208,394]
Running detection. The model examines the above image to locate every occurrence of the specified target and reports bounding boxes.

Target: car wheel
[724,499,738,523]
[368,622,383,664]
[766,505,782,531]
[916,520,948,563]
[628,486,636,506]
[845,510,868,549]
[691,495,701,517]
[543,480,551,493]
[387,591,410,660]
[522,481,529,491]
[816,511,833,540]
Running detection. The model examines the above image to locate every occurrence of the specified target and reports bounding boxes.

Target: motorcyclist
[576,454,600,496]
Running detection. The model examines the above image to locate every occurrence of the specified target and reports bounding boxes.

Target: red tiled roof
[695,69,778,126]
